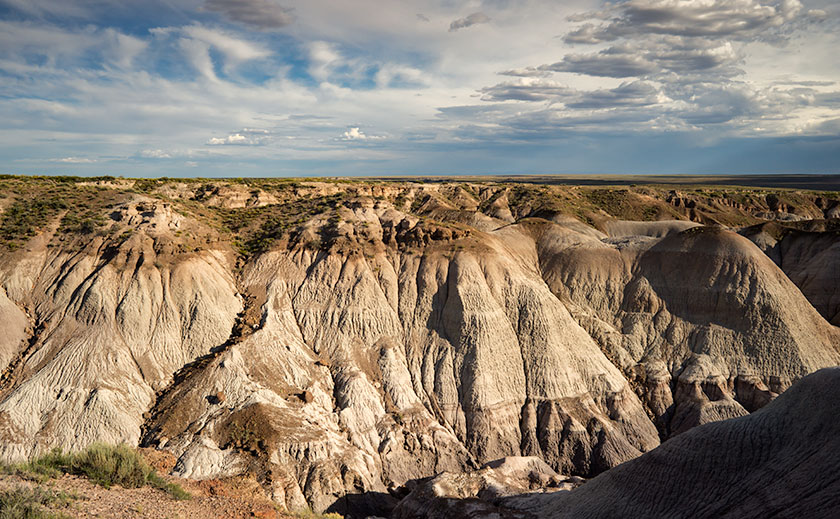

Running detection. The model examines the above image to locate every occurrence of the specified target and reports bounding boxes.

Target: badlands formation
[0,176,838,517]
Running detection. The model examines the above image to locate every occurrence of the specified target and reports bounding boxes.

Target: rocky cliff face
[0,177,838,515]
[395,367,840,519]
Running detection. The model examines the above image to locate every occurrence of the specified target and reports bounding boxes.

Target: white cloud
[140,149,172,159]
[207,129,271,145]
[341,127,385,140]
[103,29,147,69]
[51,157,97,163]
[307,41,341,82]
[182,25,271,63]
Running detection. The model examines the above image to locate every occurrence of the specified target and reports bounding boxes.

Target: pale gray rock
[392,456,581,519]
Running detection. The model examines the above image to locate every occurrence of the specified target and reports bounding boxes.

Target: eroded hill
[0,176,838,516]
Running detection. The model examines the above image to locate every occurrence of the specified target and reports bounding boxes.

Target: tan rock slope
[538,222,840,436]
[0,177,837,515]
[742,220,840,326]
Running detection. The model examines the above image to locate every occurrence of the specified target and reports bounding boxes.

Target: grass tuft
[9,444,190,501]
[0,486,75,519]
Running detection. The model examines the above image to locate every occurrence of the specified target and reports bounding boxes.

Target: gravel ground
[0,449,296,519]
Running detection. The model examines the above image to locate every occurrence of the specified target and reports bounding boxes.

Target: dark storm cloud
[564,0,804,45]
[542,46,659,78]
[565,81,663,109]
[449,12,491,32]
[543,38,741,79]
[480,79,665,109]
[497,67,552,78]
[480,81,575,102]
[564,23,617,44]
[203,0,293,30]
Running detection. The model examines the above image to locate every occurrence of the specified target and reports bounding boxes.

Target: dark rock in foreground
[395,367,840,518]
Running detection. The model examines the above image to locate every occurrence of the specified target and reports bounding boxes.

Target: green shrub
[147,473,192,501]
[15,444,190,501]
[0,486,74,519]
[0,197,68,248]
[16,449,72,483]
[69,443,150,489]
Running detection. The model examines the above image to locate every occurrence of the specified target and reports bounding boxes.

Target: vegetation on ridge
[3,444,190,501]
[0,175,838,256]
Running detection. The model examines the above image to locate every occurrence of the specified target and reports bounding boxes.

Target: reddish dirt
[0,449,297,519]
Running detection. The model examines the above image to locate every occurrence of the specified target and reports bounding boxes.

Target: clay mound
[774,230,840,326]
[634,227,838,368]
[537,224,840,436]
[511,367,840,518]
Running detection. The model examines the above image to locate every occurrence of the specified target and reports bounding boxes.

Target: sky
[0,0,839,177]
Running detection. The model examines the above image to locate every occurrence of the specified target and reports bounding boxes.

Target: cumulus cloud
[473,1,814,140]
[0,0,836,176]
[564,24,611,44]
[473,0,834,139]
[449,12,491,32]
[207,129,271,145]
[203,0,294,30]
[341,127,384,140]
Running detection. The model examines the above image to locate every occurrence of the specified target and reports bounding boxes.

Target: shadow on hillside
[325,491,400,518]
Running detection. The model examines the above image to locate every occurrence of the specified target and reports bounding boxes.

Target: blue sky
[1,0,839,177]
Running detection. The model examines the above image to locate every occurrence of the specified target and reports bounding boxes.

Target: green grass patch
[0,486,76,519]
[0,197,67,249]
[10,444,190,501]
